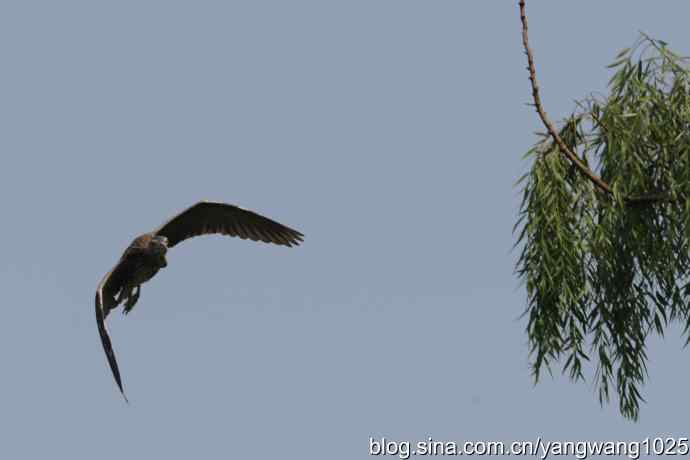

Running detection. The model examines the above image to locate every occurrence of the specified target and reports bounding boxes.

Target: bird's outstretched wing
[95,264,129,402]
[153,201,304,248]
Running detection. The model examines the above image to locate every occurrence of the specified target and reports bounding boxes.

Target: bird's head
[149,235,169,255]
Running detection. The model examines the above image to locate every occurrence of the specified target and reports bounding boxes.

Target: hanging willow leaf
[516,35,690,421]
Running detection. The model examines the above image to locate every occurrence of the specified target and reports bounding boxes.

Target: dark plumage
[96,201,303,401]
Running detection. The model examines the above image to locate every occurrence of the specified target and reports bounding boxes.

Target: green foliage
[516,35,690,421]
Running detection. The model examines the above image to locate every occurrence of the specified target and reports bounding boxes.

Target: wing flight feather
[154,201,304,248]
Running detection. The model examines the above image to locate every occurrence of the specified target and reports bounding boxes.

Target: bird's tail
[96,292,129,403]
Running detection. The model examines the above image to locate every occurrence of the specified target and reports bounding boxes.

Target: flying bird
[96,201,303,401]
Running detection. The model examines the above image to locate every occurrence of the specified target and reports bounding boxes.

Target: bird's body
[95,201,303,401]
[99,234,169,318]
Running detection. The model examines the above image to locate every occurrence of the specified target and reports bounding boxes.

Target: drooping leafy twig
[516,1,690,421]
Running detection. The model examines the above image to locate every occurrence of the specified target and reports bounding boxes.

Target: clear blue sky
[1,1,689,458]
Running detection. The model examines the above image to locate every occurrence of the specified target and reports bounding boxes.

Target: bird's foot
[123,286,140,315]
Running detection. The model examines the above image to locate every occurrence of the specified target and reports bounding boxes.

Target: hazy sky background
[1,1,689,458]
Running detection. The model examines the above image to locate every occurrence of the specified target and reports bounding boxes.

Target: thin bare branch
[518,0,671,205]
[518,0,613,195]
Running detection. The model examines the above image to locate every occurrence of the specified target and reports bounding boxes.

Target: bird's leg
[115,287,127,305]
[123,286,141,315]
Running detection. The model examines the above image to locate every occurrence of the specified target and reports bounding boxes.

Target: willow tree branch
[518,1,673,205]
[518,0,613,196]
